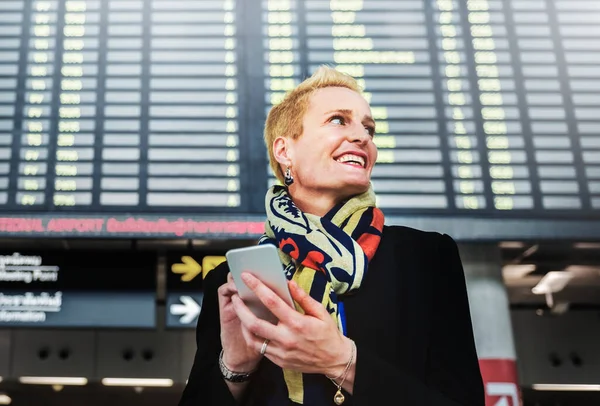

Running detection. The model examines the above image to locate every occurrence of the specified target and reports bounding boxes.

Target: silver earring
[284,167,294,186]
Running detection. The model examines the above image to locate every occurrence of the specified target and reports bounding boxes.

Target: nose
[350,122,370,145]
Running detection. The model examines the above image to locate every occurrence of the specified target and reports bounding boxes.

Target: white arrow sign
[170,296,201,324]
[494,397,510,406]
[487,382,519,406]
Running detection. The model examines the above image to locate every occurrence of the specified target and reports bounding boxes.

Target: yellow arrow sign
[171,256,201,282]
[202,256,226,279]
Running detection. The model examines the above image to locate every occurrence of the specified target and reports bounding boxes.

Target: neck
[288,187,342,217]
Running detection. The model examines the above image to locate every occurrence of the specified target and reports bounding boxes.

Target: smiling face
[275,86,378,203]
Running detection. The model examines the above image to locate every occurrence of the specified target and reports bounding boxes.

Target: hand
[231,272,353,378]
[217,272,263,372]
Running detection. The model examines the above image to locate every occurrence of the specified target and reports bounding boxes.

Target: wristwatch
[218,350,257,383]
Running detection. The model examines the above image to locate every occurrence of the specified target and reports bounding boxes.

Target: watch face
[230,373,249,383]
[225,371,251,383]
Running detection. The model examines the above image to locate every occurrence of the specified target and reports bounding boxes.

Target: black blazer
[179,225,485,405]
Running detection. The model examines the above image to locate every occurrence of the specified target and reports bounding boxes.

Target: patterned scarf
[259,184,385,404]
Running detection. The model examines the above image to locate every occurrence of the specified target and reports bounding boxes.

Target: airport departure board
[0,0,599,239]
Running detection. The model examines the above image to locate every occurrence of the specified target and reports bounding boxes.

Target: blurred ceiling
[501,241,600,309]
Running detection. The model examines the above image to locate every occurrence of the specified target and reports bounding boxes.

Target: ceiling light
[192,239,210,247]
[573,242,600,249]
[532,384,600,391]
[532,271,573,295]
[101,378,173,387]
[550,302,570,315]
[499,241,526,249]
[502,264,536,279]
[0,394,11,405]
[18,377,88,385]
[563,265,600,274]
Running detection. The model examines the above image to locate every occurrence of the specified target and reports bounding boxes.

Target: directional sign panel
[0,251,156,328]
[165,252,225,328]
[166,294,203,327]
[171,256,202,282]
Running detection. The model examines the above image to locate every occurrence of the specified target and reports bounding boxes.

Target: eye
[364,125,375,137]
[329,115,346,126]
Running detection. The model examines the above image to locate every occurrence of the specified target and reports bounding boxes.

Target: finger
[218,280,238,298]
[288,279,330,319]
[217,281,239,316]
[241,272,299,322]
[242,327,285,362]
[259,343,309,373]
[217,284,230,307]
[262,346,286,366]
[231,294,280,340]
[239,323,285,363]
[239,323,263,351]
[227,272,234,284]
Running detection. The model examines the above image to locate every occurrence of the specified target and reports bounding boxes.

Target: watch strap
[218,349,257,383]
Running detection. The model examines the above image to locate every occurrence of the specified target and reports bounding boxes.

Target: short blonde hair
[264,66,362,183]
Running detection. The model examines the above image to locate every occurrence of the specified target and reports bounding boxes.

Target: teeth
[336,154,365,167]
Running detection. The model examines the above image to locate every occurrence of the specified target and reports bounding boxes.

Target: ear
[273,136,294,168]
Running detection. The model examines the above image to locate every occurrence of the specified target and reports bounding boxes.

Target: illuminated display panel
[0,0,598,237]
[555,0,600,209]
[262,0,302,186]
[3,0,245,213]
[0,0,23,206]
[0,250,156,327]
[146,0,241,208]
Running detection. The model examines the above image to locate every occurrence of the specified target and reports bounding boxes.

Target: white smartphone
[226,244,295,324]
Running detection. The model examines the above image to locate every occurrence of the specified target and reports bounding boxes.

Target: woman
[179,67,484,405]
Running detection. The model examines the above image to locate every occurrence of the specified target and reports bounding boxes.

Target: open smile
[334,153,366,168]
